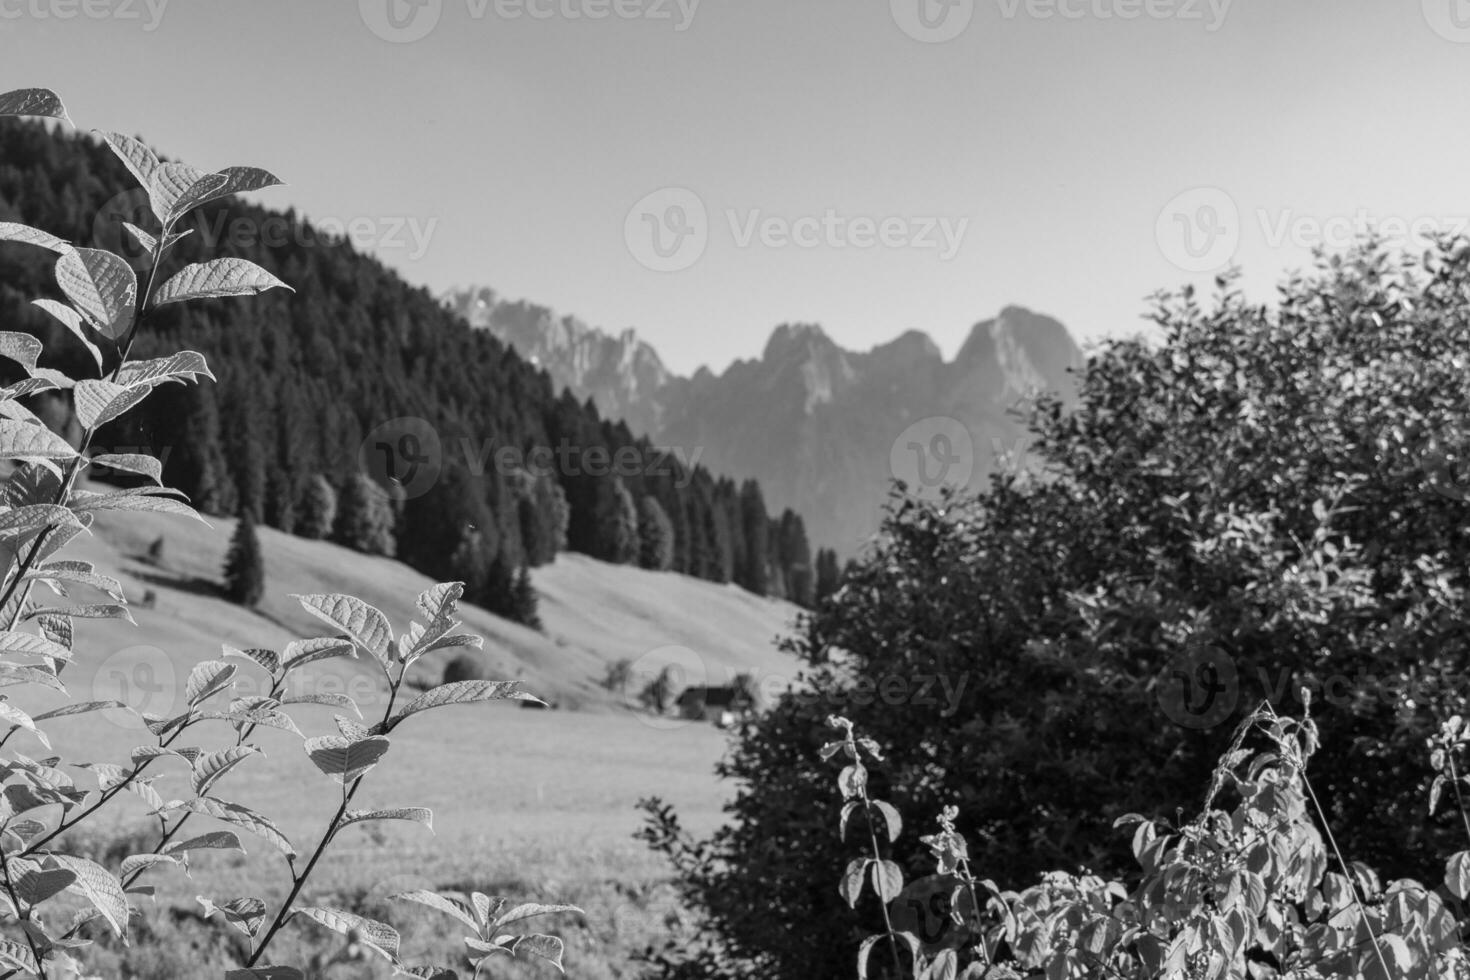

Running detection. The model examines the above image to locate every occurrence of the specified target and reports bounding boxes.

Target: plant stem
[1,853,45,980]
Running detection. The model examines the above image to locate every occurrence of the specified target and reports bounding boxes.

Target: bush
[643,241,1470,978]
[0,87,578,977]
[222,510,265,608]
[443,652,493,684]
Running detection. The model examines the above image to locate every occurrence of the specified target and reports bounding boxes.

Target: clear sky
[4,0,1469,375]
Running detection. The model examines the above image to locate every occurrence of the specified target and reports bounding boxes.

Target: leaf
[67,488,205,523]
[12,866,76,907]
[51,855,129,940]
[24,604,134,624]
[99,132,160,191]
[279,692,360,715]
[197,895,267,938]
[199,708,303,738]
[870,800,902,843]
[292,594,393,665]
[508,934,567,972]
[178,798,295,859]
[280,636,356,672]
[113,350,214,387]
[191,746,261,796]
[840,857,871,908]
[55,247,136,340]
[222,646,280,674]
[304,734,390,784]
[163,830,245,856]
[0,420,77,461]
[73,380,150,429]
[0,504,82,540]
[341,807,434,834]
[416,583,464,624]
[119,854,181,878]
[0,89,68,120]
[185,660,237,707]
[388,681,540,730]
[89,453,163,485]
[224,970,305,980]
[175,167,283,213]
[148,164,220,228]
[32,700,128,723]
[1446,851,1470,900]
[0,333,42,373]
[292,906,400,961]
[154,259,291,307]
[0,702,49,749]
[0,629,74,663]
[0,223,69,254]
[872,860,904,903]
[391,890,478,932]
[31,300,102,371]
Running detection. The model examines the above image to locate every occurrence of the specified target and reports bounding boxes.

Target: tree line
[0,119,835,621]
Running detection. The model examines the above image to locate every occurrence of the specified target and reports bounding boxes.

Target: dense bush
[643,242,1470,978]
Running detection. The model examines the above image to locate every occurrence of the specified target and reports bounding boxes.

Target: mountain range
[447,288,1084,553]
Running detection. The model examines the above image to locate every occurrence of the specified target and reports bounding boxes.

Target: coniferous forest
[0,119,819,617]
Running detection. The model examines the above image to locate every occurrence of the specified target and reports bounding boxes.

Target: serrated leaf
[119,854,180,878]
[416,583,464,624]
[493,902,583,930]
[73,380,150,429]
[67,487,205,524]
[0,89,68,120]
[0,223,68,254]
[0,504,82,540]
[88,453,163,485]
[0,333,42,375]
[0,420,77,461]
[191,746,260,796]
[98,132,160,191]
[32,700,128,723]
[388,681,540,730]
[26,563,125,602]
[280,636,356,672]
[293,906,399,961]
[148,163,218,228]
[51,855,129,940]
[175,167,283,214]
[164,830,245,856]
[279,692,360,715]
[510,934,567,972]
[0,702,49,749]
[293,594,393,665]
[13,866,76,907]
[113,350,214,388]
[31,300,103,371]
[56,247,136,341]
[185,660,236,706]
[178,797,294,859]
[154,259,291,308]
[222,646,280,674]
[392,890,478,932]
[198,895,267,938]
[341,807,433,834]
[24,603,135,624]
[0,629,74,662]
[305,735,390,785]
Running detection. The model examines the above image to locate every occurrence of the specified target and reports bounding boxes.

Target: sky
[4,0,1470,375]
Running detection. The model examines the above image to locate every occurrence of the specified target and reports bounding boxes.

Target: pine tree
[736,480,769,596]
[637,495,675,571]
[815,548,842,604]
[594,477,640,565]
[511,563,542,631]
[298,475,337,540]
[223,511,265,608]
[334,472,396,557]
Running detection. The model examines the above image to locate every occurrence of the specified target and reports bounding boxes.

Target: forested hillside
[0,120,818,612]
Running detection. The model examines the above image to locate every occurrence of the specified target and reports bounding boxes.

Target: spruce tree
[334,472,396,557]
[298,475,337,541]
[223,511,265,608]
[637,495,675,571]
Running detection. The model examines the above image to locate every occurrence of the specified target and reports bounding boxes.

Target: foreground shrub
[643,242,1470,978]
[0,88,578,977]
